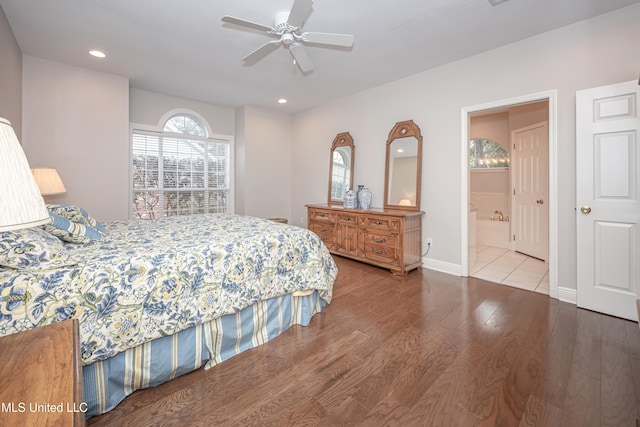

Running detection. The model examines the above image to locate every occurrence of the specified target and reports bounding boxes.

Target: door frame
[460,90,558,299]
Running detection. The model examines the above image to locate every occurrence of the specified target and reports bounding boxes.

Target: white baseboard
[422,258,462,276]
[557,286,577,304]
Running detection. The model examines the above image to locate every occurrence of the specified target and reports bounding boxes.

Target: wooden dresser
[0,319,85,426]
[306,204,424,275]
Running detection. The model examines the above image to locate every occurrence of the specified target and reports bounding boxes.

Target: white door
[512,122,549,261]
[576,80,640,321]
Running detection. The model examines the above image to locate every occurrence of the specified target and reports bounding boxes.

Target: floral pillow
[42,212,102,244]
[0,227,74,270]
[46,204,106,234]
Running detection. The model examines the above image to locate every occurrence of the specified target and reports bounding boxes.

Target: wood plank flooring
[88,257,640,426]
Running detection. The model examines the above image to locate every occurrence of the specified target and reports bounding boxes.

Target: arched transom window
[163,114,206,136]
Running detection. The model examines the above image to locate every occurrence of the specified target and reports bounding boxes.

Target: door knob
[536,199,544,204]
[580,206,591,214]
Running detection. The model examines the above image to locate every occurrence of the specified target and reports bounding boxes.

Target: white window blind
[131,122,230,219]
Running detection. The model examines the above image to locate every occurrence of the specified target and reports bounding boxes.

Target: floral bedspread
[0,214,337,365]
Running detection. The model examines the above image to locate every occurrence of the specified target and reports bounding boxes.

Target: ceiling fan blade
[290,43,314,73]
[287,0,313,28]
[301,32,354,47]
[242,40,281,65]
[221,16,274,33]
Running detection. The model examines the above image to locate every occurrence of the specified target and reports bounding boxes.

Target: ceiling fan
[221,0,354,73]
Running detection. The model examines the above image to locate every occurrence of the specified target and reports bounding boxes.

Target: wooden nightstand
[0,319,85,426]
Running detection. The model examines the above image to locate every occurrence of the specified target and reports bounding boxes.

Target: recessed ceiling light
[488,0,509,5]
[278,98,287,104]
[89,50,106,58]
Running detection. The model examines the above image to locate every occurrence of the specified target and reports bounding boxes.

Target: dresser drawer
[362,230,397,250]
[337,213,358,223]
[362,241,398,263]
[360,215,400,231]
[309,221,335,247]
[309,209,336,223]
[360,229,399,264]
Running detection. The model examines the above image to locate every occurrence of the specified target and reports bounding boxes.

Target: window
[163,115,206,136]
[131,113,231,219]
[469,138,509,169]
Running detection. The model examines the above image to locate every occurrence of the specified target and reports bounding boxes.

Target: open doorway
[461,91,558,299]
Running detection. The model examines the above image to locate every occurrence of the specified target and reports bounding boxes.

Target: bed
[0,209,337,418]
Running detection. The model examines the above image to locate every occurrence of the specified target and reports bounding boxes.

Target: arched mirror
[384,120,422,211]
[328,132,355,205]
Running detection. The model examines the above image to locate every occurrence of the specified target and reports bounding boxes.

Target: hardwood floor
[88,257,640,426]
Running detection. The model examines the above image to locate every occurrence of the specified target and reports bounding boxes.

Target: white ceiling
[2,0,639,113]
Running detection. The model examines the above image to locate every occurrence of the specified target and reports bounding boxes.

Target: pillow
[0,227,74,270]
[43,212,102,244]
[46,204,106,233]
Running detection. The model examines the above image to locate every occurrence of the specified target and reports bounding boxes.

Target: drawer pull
[318,213,326,217]
[318,226,328,232]
[371,236,387,243]
[344,217,352,221]
[371,246,387,255]
[374,221,384,225]
[320,237,328,241]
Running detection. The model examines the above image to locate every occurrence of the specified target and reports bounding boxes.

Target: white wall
[129,88,235,136]
[234,107,246,215]
[470,113,509,147]
[235,106,292,220]
[0,5,22,138]
[22,56,129,221]
[291,3,640,291]
[509,102,549,133]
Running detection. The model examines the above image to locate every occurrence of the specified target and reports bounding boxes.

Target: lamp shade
[0,117,50,231]
[32,168,67,196]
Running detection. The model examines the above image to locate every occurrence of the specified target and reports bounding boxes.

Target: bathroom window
[469,139,509,169]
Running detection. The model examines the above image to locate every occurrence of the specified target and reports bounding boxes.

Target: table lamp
[32,167,67,196]
[0,117,50,231]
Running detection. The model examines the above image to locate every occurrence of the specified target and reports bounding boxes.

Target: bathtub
[476,218,510,249]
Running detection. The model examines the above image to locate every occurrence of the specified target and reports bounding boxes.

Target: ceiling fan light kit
[221,0,354,73]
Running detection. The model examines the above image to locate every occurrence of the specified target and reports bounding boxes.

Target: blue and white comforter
[0,214,337,365]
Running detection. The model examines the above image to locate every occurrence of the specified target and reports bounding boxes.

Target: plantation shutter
[131,130,230,219]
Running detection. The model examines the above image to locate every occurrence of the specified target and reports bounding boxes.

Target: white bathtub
[476,218,510,249]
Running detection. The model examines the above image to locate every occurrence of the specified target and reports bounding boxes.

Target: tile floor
[470,245,549,294]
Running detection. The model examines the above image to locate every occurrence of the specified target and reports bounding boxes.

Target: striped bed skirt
[83,290,326,418]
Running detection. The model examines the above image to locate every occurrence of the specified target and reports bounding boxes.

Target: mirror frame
[328,132,355,206]
[384,120,422,211]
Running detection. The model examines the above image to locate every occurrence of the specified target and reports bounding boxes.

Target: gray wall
[22,56,130,221]
[0,4,22,138]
